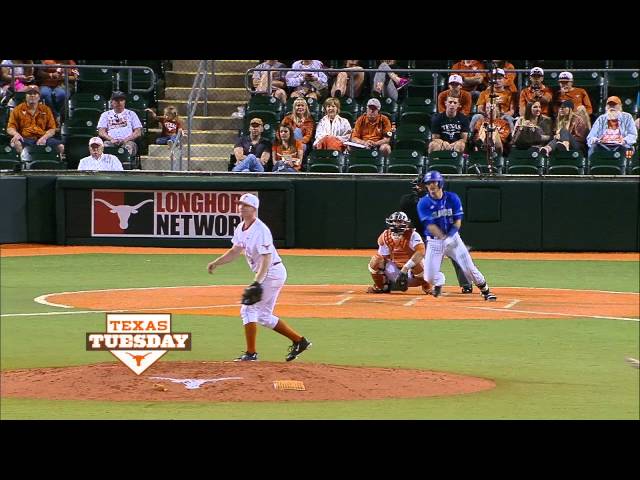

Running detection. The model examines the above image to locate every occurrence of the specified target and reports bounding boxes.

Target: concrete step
[170,60,203,72]
[182,129,239,143]
[163,87,250,102]
[165,71,248,88]
[188,116,243,130]
[157,99,242,117]
[147,144,232,157]
[141,156,230,172]
[214,60,259,73]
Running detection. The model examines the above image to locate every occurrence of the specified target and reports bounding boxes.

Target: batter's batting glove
[395,272,409,292]
[241,281,263,305]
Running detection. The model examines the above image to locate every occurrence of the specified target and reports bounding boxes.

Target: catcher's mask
[411,174,427,197]
[385,211,411,234]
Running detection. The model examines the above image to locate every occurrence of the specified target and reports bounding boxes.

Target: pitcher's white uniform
[232,218,286,328]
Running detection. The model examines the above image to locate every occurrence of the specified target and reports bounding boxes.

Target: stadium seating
[427,150,465,174]
[506,149,546,175]
[394,123,429,153]
[588,149,627,175]
[465,150,504,175]
[346,148,385,173]
[76,67,117,97]
[246,95,284,120]
[103,145,133,170]
[547,150,586,175]
[385,149,425,174]
[307,149,344,173]
[399,97,437,125]
[68,93,107,117]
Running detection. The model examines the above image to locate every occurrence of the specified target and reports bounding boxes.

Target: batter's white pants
[424,233,485,288]
[240,263,287,329]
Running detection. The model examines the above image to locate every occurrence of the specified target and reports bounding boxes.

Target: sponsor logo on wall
[92,190,255,238]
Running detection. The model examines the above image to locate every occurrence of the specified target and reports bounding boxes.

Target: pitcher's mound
[1,361,495,402]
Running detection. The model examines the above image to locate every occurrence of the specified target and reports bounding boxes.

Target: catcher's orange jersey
[377,229,425,266]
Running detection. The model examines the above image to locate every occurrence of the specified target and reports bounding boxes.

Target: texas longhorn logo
[86,313,191,375]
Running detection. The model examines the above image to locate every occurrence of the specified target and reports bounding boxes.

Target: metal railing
[245,67,640,107]
[185,60,214,171]
[1,62,156,119]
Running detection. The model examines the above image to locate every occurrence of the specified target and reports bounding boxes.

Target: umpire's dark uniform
[400,192,472,292]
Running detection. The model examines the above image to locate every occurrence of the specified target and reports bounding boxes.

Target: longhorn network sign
[91,189,254,238]
[86,313,192,375]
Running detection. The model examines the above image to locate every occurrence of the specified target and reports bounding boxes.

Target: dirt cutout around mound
[1,362,496,403]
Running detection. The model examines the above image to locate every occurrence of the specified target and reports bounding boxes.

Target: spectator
[231,117,272,172]
[36,60,78,120]
[97,91,142,156]
[281,97,315,154]
[511,101,553,152]
[252,60,287,103]
[1,60,34,94]
[77,137,123,171]
[586,96,638,158]
[552,71,593,128]
[541,100,588,155]
[429,96,469,154]
[286,60,328,100]
[437,74,473,116]
[471,99,511,155]
[470,68,516,133]
[349,98,392,156]
[272,124,303,172]
[372,60,410,102]
[519,67,553,117]
[451,60,485,102]
[6,84,65,157]
[313,97,352,151]
[145,105,186,148]
[331,60,365,99]
[487,60,517,93]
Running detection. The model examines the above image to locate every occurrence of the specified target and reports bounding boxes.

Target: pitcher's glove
[241,281,263,305]
[395,271,409,292]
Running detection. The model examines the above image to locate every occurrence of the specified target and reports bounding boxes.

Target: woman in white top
[313,97,352,151]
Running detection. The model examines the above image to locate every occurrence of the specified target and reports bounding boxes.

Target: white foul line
[336,297,352,305]
[403,297,423,307]
[503,299,521,309]
[461,305,639,322]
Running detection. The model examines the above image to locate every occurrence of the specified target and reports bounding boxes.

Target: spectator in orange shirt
[519,67,553,117]
[281,97,315,154]
[272,124,303,172]
[472,99,511,155]
[552,71,593,128]
[451,60,485,102]
[6,84,64,157]
[36,60,78,120]
[486,60,517,93]
[471,68,516,134]
[350,98,392,156]
[437,74,473,116]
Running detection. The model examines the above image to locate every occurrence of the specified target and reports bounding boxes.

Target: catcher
[206,193,311,362]
[367,211,432,294]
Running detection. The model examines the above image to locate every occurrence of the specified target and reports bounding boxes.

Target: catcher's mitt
[394,272,409,292]
[241,281,263,305]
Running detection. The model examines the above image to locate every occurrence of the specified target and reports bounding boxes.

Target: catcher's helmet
[385,211,411,234]
[423,170,444,189]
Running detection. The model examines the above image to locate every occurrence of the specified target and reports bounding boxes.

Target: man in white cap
[349,97,393,156]
[519,67,553,116]
[207,193,312,362]
[437,74,472,116]
[552,71,593,125]
[77,137,124,171]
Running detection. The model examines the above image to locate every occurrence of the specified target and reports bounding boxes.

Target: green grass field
[1,253,638,419]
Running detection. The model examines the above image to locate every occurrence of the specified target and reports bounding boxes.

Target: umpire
[400,174,473,293]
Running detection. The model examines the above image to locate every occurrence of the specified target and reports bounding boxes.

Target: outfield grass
[1,253,638,419]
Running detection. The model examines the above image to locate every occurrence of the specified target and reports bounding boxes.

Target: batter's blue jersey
[417,191,464,239]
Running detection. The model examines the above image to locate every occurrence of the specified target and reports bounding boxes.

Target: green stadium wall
[1,173,638,251]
